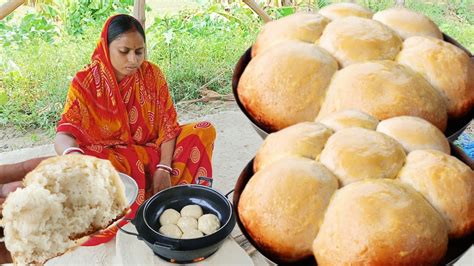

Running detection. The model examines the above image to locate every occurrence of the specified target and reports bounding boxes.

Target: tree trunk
[133,0,146,28]
[0,0,24,20]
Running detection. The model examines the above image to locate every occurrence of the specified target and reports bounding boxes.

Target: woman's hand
[153,170,171,195]
[0,181,22,198]
[0,181,23,210]
[54,132,80,155]
[153,138,176,195]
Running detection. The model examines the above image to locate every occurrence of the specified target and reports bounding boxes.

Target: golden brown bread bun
[238,40,338,131]
[316,60,448,131]
[318,109,379,131]
[377,116,450,154]
[396,36,474,118]
[252,13,330,57]
[320,127,406,186]
[238,156,338,263]
[318,17,402,67]
[373,7,443,40]
[398,150,474,238]
[313,179,448,266]
[254,122,333,172]
[318,2,373,21]
[2,155,128,265]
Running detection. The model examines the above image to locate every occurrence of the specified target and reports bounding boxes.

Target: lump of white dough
[198,214,221,235]
[159,224,182,238]
[177,216,198,232]
[180,204,203,219]
[159,209,181,226]
[181,229,204,239]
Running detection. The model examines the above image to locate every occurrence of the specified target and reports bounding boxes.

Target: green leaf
[0,91,8,106]
[276,7,295,17]
[214,11,243,25]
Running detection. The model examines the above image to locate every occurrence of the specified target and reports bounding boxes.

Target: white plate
[119,173,139,206]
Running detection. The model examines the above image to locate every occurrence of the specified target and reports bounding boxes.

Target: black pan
[232,33,474,140]
[119,178,236,263]
[233,158,474,266]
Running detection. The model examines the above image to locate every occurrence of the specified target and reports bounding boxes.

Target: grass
[0,27,101,131]
[146,14,258,101]
[147,0,199,16]
[0,0,472,132]
[405,0,474,51]
[0,3,260,132]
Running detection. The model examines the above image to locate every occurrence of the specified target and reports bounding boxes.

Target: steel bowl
[118,173,139,206]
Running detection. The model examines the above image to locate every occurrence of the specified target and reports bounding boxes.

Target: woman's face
[109,30,145,82]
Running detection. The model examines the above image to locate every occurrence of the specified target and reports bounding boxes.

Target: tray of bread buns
[232,3,473,141]
[232,2,473,265]
[233,112,473,265]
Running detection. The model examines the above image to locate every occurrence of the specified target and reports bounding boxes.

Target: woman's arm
[153,137,176,194]
[54,132,79,155]
[159,138,176,167]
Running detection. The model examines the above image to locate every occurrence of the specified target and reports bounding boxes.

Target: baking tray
[232,34,474,141]
[232,158,474,265]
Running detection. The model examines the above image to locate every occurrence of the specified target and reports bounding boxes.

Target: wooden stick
[133,0,146,27]
[177,94,234,105]
[198,70,227,91]
[243,0,272,23]
[0,0,24,20]
[133,0,146,59]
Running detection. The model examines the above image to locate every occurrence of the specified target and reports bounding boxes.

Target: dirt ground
[0,100,238,153]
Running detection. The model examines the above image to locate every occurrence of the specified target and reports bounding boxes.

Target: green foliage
[62,0,134,35]
[0,13,59,48]
[456,0,474,24]
[266,6,297,19]
[146,3,260,101]
[0,0,472,132]
[0,0,133,48]
[316,0,330,8]
[0,28,99,129]
[404,0,474,51]
[359,0,393,11]
[317,0,473,51]
[0,2,260,130]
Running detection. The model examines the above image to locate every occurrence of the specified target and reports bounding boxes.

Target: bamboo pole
[0,0,25,20]
[133,0,146,28]
[243,0,272,23]
[133,0,146,59]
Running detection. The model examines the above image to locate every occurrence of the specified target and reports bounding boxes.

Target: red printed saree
[57,15,215,246]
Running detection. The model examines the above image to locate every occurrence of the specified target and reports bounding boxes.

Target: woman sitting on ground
[0,14,216,246]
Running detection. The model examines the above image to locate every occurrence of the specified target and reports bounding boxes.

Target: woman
[0,14,216,246]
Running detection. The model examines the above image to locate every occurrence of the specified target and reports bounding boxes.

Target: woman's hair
[107,14,146,45]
